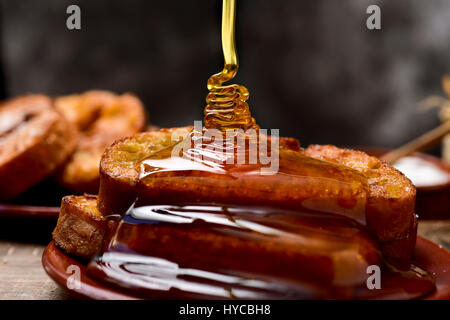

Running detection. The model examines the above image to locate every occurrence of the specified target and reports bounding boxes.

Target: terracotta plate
[42,237,450,300]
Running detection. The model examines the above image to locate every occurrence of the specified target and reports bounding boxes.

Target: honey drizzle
[204,0,257,131]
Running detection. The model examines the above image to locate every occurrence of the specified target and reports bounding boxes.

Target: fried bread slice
[52,195,108,260]
[303,145,417,264]
[91,203,382,298]
[54,194,381,295]
[54,90,147,193]
[99,127,366,222]
[0,95,77,200]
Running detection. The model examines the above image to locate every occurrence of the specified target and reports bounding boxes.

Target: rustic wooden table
[0,217,70,300]
[0,218,449,300]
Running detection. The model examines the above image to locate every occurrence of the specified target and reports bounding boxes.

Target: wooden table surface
[0,217,71,300]
[0,217,449,300]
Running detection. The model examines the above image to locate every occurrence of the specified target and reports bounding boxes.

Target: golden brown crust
[54,91,147,193]
[303,145,417,264]
[98,127,193,215]
[0,95,77,200]
[52,195,107,260]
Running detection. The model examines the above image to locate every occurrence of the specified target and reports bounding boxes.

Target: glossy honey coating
[138,143,369,224]
[87,202,434,300]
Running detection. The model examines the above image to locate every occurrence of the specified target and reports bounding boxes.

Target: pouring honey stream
[86,0,436,299]
[204,0,256,131]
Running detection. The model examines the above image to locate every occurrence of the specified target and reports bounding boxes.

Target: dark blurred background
[1,0,449,149]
